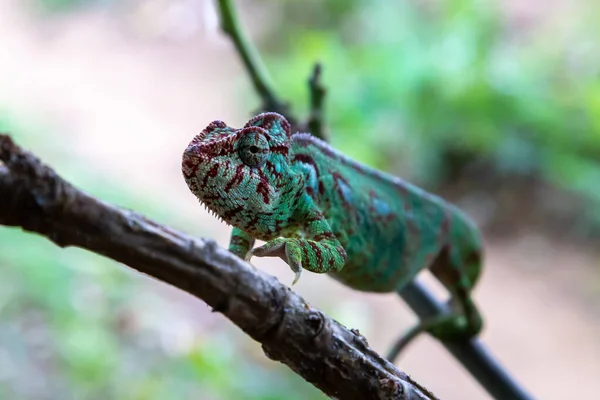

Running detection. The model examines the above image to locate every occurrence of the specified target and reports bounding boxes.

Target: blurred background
[1,0,599,398]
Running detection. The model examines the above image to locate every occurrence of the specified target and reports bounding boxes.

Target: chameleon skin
[182,113,484,341]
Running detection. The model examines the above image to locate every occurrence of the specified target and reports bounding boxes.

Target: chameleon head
[182,112,297,227]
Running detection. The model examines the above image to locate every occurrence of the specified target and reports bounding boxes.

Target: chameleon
[181,112,484,353]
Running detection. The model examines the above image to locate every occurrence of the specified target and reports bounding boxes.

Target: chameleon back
[290,133,481,292]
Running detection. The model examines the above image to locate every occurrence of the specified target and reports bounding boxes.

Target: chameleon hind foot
[386,314,473,362]
[242,252,258,270]
[248,238,303,285]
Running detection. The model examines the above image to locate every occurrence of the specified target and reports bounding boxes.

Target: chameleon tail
[387,215,484,361]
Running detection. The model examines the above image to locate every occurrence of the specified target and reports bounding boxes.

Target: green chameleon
[181,112,484,354]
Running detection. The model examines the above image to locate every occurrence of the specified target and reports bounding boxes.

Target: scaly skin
[182,112,484,347]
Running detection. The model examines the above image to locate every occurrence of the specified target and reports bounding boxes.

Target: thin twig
[306,63,328,141]
[216,0,295,125]
[396,282,534,400]
[0,134,438,400]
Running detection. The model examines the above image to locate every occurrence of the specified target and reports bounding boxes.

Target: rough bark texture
[0,134,439,400]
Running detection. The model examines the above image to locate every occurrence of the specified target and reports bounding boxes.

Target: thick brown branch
[0,134,438,400]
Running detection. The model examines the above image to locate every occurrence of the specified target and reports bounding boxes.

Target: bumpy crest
[181,113,301,238]
[244,112,291,144]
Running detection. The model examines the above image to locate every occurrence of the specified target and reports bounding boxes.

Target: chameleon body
[182,112,483,346]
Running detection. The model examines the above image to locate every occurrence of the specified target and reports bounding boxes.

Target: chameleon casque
[182,112,484,350]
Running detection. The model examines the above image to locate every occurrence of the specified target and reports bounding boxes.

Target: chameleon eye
[237,130,269,167]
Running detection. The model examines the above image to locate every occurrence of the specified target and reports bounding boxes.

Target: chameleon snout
[181,144,204,179]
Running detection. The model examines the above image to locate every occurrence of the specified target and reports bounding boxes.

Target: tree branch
[396,283,533,400]
[0,134,439,400]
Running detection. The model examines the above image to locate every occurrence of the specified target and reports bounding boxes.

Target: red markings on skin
[270,144,289,156]
[332,172,348,185]
[293,154,319,171]
[304,211,324,225]
[216,139,236,156]
[187,182,198,192]
[192,120,228,145]
[265,161,282,179]
[189,137,236,164]
[207,120,227,130]
[255,169,271,205]
[307,241,323,263]
[272,217,288,233]
[328,257,335,269]
[367,189,376,213]
[367,189,396,225]
[256,181,270,204]
[246,215,260,232]
[245,113,291,138]
[201,163,220,188]
[383,214,396,224]
[331,172,351,206]
[313,232,335,241]
[207,164,220,177]
[224,164,245,192]
[181,158,199,178]
[279,183,297,198]
[223,205,244,221]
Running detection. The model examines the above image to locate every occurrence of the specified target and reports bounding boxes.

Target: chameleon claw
[291,267,302,286]
[245,239,304,285]
[244,251,257,269]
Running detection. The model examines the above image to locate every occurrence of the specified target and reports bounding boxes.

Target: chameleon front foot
[242,252,258,270]
[248,238,303,285]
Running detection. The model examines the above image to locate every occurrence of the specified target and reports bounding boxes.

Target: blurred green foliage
[32,0,109,13]
[259,0,600,234]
